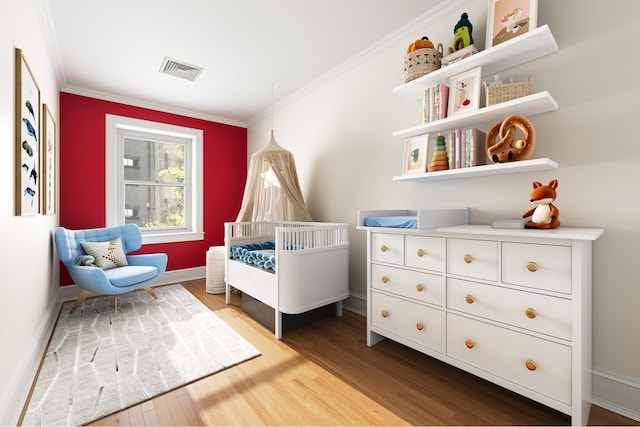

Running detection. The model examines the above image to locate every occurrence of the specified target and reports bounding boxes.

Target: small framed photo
[402,135,429,174]
[448,66,482,117]
[486,0,538,49]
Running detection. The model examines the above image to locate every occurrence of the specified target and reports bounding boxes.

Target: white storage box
[206,246,226,294]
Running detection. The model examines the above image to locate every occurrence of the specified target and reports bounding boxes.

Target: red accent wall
[59,92,247,286]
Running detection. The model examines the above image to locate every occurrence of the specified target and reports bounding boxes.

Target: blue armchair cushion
[105,265,158,287]
[81,237,129,270]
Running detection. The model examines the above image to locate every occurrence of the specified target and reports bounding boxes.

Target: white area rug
[23,284,260,426]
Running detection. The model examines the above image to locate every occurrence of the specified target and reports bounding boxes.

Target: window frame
[105,114,204,244]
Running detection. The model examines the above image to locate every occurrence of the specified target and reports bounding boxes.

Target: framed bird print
[42,104,56,215]
[15,48,41,216]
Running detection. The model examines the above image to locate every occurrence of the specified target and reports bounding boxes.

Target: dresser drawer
[371,233,404,265]
[372,291,443,353]
[405,235,444,272]
[446,313,571,405]
[446,278,571,340]
[371,264,444,306]
[447,238,498,281]
[502,242,572,294]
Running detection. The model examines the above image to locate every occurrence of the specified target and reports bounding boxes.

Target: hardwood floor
[58,279,639,425]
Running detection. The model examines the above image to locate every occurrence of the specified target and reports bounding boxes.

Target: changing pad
[364,216,418,229]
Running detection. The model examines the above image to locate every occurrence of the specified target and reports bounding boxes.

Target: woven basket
[402,43,443,83]
[483,76,531,105]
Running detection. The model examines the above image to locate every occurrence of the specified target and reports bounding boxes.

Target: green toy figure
[449,13,474,54]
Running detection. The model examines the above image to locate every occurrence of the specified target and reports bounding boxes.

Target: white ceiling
[36,0,447,126]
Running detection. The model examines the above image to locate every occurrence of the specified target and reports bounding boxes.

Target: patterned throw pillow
[80,237,129,270]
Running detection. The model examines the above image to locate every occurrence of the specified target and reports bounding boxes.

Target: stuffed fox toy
[523,179,560,229]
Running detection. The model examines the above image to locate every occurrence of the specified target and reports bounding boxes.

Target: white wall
[248,0,640,419]
[0,0,60,424]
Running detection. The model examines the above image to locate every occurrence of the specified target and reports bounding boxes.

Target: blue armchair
[55,224,168,314]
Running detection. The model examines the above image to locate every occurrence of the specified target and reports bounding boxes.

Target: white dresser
[361,223,603,426]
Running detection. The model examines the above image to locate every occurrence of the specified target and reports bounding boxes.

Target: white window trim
[106,114,204,244]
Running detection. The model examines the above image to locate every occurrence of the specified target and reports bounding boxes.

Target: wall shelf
[393,25,558,102]
[393,91,557,139]
[392,158,558,182]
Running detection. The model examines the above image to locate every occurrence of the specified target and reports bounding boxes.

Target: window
[106,114,203,244]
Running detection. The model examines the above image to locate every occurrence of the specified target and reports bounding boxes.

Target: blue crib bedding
[230,241,277,271]
[363,216,418,229]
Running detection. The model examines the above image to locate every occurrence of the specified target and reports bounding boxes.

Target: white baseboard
[592,369,640,422]
[343,292,366,317]
[1,290,62,426]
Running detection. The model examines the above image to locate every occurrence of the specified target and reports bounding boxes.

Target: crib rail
[225,221,348,252]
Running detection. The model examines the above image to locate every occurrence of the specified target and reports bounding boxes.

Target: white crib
[224,221,349,339]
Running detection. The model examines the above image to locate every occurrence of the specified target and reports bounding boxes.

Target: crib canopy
[236,130,313,222]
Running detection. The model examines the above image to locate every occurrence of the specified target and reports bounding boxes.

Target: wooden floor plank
[35,278,635,426]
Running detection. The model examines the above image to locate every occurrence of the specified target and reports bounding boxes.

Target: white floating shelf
[392,91,558,139]
[393,158,558,182]
[393,25,558,102]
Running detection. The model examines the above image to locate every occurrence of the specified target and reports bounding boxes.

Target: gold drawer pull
[526,360,537,371]
[464,254,473,264]
[381,310,388,318]
[525,308,537,319]
[527,261,538,272]
[416,283,424,292]
[465,294,474,304]
[381,276,389,284]
[416,322,424,331]
[465,339,475,349]
[417,249,425,257]
[380,245,388,253]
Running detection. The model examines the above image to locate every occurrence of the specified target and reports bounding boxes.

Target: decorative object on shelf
[448,12,474,54]
[442,44,479,67]
[485,114,536,162]
[429,135,450,172]
[523,179,560,229]
[15,48,41,216]
[448,66,482,117]
[42,104,56,215]
[402,37,443,83]
[402,135,429,174]
[484,75,531,105]
[486,0,538,49]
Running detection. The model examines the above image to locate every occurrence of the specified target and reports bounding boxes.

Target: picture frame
[486,0,538,49]
[402,135,429,174]
[448,66,482,117]
[15,48,41,216]
[42,104,56,215]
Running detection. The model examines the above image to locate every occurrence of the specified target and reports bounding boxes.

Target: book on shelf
[422,84,449,123]
[446,128,486,169]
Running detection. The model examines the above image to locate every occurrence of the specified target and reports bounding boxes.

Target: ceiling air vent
[159,56,203,81]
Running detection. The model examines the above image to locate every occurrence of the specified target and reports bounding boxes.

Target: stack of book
[422,83,449,123]
[441,128,487,170]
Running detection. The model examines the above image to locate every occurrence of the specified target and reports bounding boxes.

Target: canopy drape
[235,131,313,222]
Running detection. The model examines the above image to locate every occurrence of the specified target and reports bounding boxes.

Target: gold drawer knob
[416,322,424,331]
[416,283,424,292]
[381,310,388,318]
[526,360,537,371]
[380,244,388,253]
[527,261,538,272]
[525,308,537,319]
[465,339,475,349]
[381,276,389,284]
[465,294,474,304]
[464,254,473,264]
[417,249,425,257]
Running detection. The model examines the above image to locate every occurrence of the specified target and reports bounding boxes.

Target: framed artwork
[402,135,429,174]
[448,66,482,117]
[15,48,41,216]
[42,104,56,215]
[486,0,538,48]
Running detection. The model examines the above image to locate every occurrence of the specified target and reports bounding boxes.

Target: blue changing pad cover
[364,216,417,229]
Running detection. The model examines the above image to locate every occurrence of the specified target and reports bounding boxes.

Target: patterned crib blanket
[230,241,277,271]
